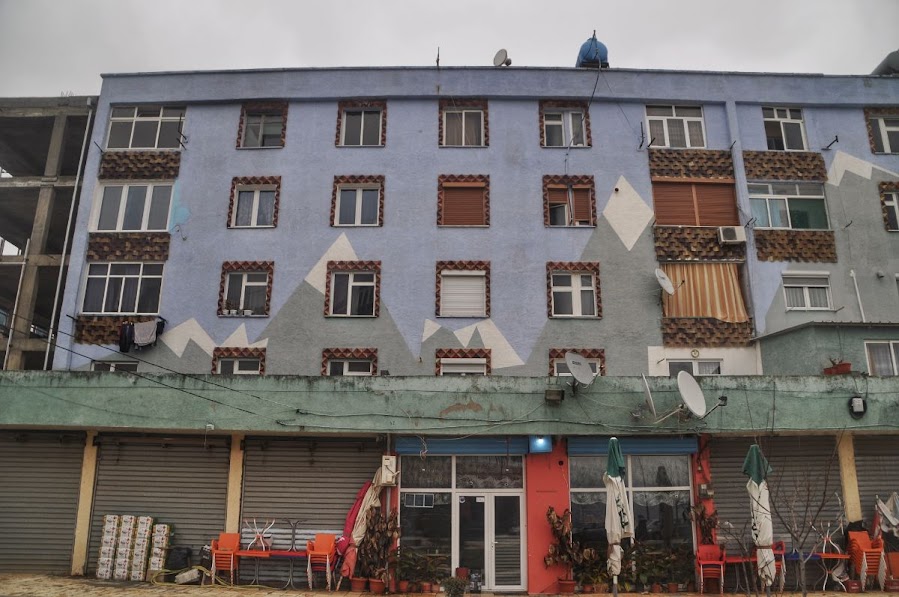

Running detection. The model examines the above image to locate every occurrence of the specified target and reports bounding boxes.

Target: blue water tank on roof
[576,37,609,68]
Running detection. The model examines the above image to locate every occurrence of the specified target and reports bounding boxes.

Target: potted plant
[824,357,851,375]
[223,300,236,315]
[357,507,399,594]
[349,577,368,592]
[396,546,422,592]
[443,575,468,597]
[667,545,695,593]
[633,544,666,593]
[544,506,598,594]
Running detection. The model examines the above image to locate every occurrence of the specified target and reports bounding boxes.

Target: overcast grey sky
[1,0,897,97]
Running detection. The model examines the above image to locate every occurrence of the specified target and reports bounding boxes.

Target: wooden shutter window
[441,272,487,316]
[696,184,739,226]
[571,187,592,223]
[442,184,486,225]
[653,182,697,225]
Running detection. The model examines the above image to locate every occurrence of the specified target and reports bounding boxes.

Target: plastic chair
[307,533,338,590]
[847,530,886,590]
[210,532,241,585]
[697,544,726,594]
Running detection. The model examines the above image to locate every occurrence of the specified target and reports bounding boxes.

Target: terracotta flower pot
[651,583,663,593]
[667,582,679,593]
[369,578,387,594]
[824,362,851,375]
[582,583,594,593]
[350,577,368,592]
[558,578,577,594]
[398,580,411,593]
[420,581,432,593]
[455,567,470,580]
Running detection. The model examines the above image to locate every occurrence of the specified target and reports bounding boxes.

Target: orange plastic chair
[847,530,885,590]
[306,533,338,590]
[696,544,726,594]
[210,532,241,585]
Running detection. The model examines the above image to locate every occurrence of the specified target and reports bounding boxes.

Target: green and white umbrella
[604,437,634,597]
[743,444,776,590]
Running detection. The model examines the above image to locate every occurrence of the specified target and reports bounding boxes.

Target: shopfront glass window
[400,491,452,556]
[455,455,523,489]
[401,456,451,488]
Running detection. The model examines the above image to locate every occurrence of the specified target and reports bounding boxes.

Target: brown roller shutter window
[442,185,487,226]
[547,186,593,225]
[652,182,738,226]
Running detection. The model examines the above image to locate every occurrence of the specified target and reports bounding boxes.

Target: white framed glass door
[454,493,525,591]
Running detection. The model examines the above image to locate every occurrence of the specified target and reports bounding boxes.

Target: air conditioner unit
[718,225,747,244]
[381,455,398,486]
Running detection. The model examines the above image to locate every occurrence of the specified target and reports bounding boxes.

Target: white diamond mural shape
[602,176,653,251]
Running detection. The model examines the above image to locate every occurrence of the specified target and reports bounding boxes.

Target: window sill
[439,145,488,149]
[437,314,488,318]
[91,229,171,233]
[337,144,384,148]
[228,225,277,230]
[649,146,707,150]
[332,223,381,228]
[437,225,490,228]
[103,148,181,153]
[754,227,832,232]
[546,224,596,229]
[237,145,284,150]
[218,313,269,318]
[549,315,600,320]
[326,314,378,318]
[80,313,159,317]
[542,145,590,149]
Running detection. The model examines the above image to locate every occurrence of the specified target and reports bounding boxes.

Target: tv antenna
[633,374,658,419]
[493,49,512,67]
[675,371,727,421]
[564,351,596,395]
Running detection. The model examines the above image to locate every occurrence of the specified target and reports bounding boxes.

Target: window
[228,176,279,229]
[549,349,605,376]
[322,348,377,376]
[867,111,899,153]
[570,454,693,549]
[328,360,374,376]
[92,361,138,372]
[763,107,806,151]
[554,359,599,376]
[437,175,489,226]
[544,175,595,226]
[437,262,489,318]
[646,105,705,149]
[95,183,172,231]
[239,102,287,148]
[652,182,738,226]
[440,99,487,147]
[212,347,266,375]
[667,360,721,376]
[865,341,899,376]
[547,263,601,318]
[749,182,828,230]
[106,105,185,149]
[540,101,590,147]
[341,109,383,146]
[326,261,381,317]
[883,190,898,232]
[435,348,490,375]
[332,175,384,227]
[218,261,274,316]
[82,263,163,315]
[660,263,749,323]
[782,273,832,310]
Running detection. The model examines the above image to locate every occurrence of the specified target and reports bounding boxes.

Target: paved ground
[0,575,892,597]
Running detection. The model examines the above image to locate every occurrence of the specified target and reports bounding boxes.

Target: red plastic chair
[848,530,885,590]
[307,533,338,590]
[697,544,726,594]
[210,532,241,585]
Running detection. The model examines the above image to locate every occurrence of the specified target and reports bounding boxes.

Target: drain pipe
[849,269,866,323]
[43,98,94,370]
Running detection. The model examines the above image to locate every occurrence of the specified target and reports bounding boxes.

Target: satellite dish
[677,371,708,418]
[641,374,657,417]
[655,268,676,295]
[493,49,512,67]
[564,351,596,393]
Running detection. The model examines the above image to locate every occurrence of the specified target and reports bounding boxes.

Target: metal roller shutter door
[709,436,842,589]
[0,432,85,573]
[854,435,899,526]
[88,435,230,572]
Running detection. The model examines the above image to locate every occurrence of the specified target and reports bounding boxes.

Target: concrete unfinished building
[0,96,95,369]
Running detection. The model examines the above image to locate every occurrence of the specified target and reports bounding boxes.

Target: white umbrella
[743,445,776,592]
[338,466,388,586]
[604,437,634,597]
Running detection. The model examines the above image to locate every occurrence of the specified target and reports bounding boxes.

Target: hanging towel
[133,320,158,347]
[119,322,134,353]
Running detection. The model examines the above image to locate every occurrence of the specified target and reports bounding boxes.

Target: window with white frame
[439,358,487,376]
[232,187,276,228]
[106,106,185,149]
[763,107,806,151]
[544,110,585,147]
[667,360,722,377]
[439,270,487,317]
[341,109,383,146]
[95,183,172,231]
[865,341,899,376]
[553,359,599,377]
[92,361,138,372]
[82,263,163,315]
[241,112,284,148]
[443,109,484,147]
[335,186,380,226]
[749,182,829,230]
[224,271,269,315]
[884,191,898,232]
[0,235,22,256]
[550,271,597,317]
[646,105,705,149]
[782,273,832,310]
[569,454,693,549]
[330,271,377,316]
[216,358,262,375]
[328,359,375,376]
[868,115,899,153]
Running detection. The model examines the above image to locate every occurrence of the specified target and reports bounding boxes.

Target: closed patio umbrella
[743,444,776,593]
[604,437,634,597]
[340,466,388,584]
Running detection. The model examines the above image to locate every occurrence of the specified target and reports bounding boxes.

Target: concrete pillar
[225,433,245,533]
[525,439,570,594]
[71,431,98,575]
[837,433,863,522]
[5,113,67,370]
